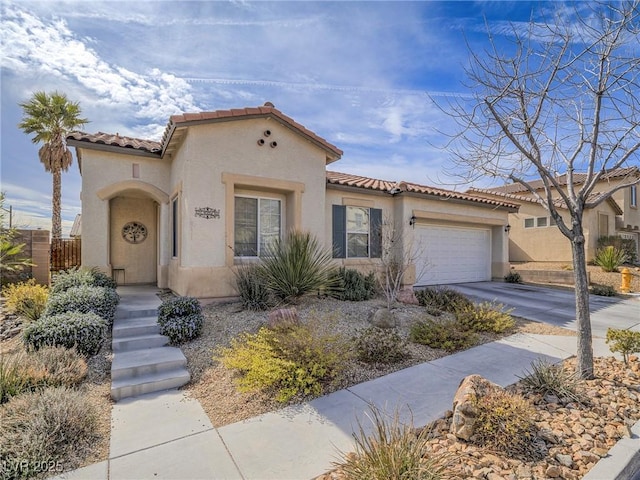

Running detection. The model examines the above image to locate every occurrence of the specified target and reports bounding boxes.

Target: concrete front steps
[111,311,190,401]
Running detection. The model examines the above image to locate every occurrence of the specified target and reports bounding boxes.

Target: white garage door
[415,225,491,285]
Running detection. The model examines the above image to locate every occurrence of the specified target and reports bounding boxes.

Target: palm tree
[18,91,88,239]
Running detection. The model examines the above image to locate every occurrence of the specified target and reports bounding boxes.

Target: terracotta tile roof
[469,187,624,215]
[327,171,520,209]
[486,167,640,194]
[162,103,343,160]
[67,131,162,154]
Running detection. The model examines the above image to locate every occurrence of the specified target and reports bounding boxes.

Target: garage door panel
[415,225,490,285]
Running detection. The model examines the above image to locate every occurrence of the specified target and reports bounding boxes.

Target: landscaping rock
[450,374,501,441]
[396,288,419,305]
[369,307,397,329]
[267,307,299,330]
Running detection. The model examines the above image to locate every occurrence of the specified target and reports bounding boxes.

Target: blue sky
[1,0,563,235]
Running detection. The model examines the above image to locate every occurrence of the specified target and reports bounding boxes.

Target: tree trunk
[571,232,594,379]
[51,167,62,239]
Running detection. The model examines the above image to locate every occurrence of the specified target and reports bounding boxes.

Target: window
[632,185,638,208]
[234,196,281,257]
[332,205,382,259]
[171,196,178,257]
[550,215,557,226]
[598,213,609,237]
[524,218,534,228]
[537,217,548,227]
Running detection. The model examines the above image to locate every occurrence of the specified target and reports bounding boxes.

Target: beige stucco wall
[167,119,329,297]
[613,187,640,230]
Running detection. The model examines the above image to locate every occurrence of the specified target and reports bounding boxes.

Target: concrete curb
[582,420,640,480]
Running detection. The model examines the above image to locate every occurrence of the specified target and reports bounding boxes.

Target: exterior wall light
[505,224,511,233]
[409,215,416,228]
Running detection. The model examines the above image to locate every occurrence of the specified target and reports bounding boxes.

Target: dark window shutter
[370,208,382,258]
[332,205,346,258]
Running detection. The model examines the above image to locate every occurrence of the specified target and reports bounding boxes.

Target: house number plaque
[195,207,220,219]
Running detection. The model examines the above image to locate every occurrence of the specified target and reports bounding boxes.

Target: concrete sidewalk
[54,332,619,480]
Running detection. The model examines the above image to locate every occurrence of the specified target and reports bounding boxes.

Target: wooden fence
[50,238,81,272]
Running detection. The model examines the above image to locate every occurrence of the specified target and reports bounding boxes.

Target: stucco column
[157,202,170,288]
[82,196,110,274]
[491,225,510,279]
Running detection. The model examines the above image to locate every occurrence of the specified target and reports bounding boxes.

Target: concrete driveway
[447,282,640,338]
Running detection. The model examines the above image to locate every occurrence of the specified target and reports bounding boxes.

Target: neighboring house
[69,214,81,238]
[67,103,518,298]
[470,167,640,262]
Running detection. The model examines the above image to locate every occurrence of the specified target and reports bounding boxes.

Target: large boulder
[450,374,502,441]
[369,307,397,329]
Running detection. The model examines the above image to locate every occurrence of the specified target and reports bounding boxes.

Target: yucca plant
[594,245,628,272]
[258,230,341,302]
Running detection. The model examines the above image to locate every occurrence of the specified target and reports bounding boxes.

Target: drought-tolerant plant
[456,301,515,333]
[233,263,271,311]
[590,284,617,296]
[0,350,42,404]
[157,296,204,344]
[23,312,108,356]
[43,285,119,323]
[334,267,377,301]
[518,359,585,404]
[472,389,540,460]
[216,319,349,402]
[32,346,88,387]
[504,271,522,283]
[410,318,478,353]
[606,328,640,364]
[598,235,637,264]
[51,266,117,294]
[354,326,408,364]
[2,278,49,322]
[594,245,628,272]
[258,230,341,302]
[414,287,472,313]
[337,407,448,480]
[0,387,99,479]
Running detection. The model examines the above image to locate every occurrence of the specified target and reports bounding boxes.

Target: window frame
[233,195,282,258]
[346,206,371,258]
[631,184,638,208]
[524,218,535,229]
[536,217,548,228]
[171,195,179,258]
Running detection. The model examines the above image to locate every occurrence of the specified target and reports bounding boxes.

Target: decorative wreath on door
[122,221,148,244]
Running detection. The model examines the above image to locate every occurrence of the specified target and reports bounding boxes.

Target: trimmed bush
[2,278,48,322]
[594,245,628,272]
[355,326,408,364]
[0,387,99,479]
[51,266,117,294]
[216,320,350,402]
[518,359,585,404]
[410,318,478,353]
[234,263,271,311]
[23,312,108,356]
[606,328,640,364]
[456,301,515,333]
[334,268,377,301]
[337,407,448,480]
[415,287,472,313]
[157,296,204,344]
[472,389,541,460]
[504,271,522,283]
[43,285,119,323]
[590,284,617,296]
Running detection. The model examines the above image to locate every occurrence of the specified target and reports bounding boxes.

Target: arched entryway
[109,195,157,284]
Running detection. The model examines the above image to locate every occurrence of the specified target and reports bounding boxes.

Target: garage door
[415,225,491,285]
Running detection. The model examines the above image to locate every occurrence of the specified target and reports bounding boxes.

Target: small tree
[0,193,33,277]
[440,2,640,378]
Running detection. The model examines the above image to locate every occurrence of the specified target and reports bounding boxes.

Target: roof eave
[67,138,162,159]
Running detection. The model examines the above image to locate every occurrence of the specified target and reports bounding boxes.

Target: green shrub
[43,285,119,323]
[606,328,640,364]
[0,387,98,479]
[51,266,117,294]
[414,287,472,313]
[594,245,628,272]
[355,327,408,364]
[590,284,617,296]
[337,407,447,480]
[410,318,478,353]
[598,235,637,264]
[456,301,515,333]
[233,263,271,311]
[334,268,377,301]
[2,278,48,322]
[472,389,540,460]
[504,271,522,283]
[216,320,349,402]
[23,312,108,356]
[157,296,204,344]
[258,230,341,302]
[518,359,585,404]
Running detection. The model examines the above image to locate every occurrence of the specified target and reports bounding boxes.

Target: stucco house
[67,103,518,298]
[469,167,640,263]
